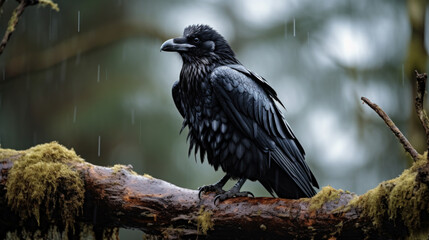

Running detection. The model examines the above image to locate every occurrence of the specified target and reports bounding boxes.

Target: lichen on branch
[337,153,429,238]
[5,142,84,232]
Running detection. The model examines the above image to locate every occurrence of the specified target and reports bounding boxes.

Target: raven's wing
[228,64,304,153]
[172,80,185,118]
[172,80,188,133]
[210,65,318,196]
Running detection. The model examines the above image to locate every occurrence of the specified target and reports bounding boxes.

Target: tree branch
[415,70,429,156]
[1,142,429,239]
[0,0,27,55]
[0,0,58,56]
[361,96,420,160]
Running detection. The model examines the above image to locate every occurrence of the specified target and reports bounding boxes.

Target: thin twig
[361,97,419,161]
[414,70,429,157]
[0,0,27,55]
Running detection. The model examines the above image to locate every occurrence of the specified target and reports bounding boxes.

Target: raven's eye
[193,37,200,44]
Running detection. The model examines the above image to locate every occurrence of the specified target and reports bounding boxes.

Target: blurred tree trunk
[406,0,428,155]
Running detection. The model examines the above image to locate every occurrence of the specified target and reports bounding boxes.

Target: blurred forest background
[0,0,427,238]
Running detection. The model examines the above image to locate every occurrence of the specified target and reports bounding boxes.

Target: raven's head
[160,24,237,64]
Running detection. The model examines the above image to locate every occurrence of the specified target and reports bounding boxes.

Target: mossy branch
[0,0,59,55]
[1,142,429,239]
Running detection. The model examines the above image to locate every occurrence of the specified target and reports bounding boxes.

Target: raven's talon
[244,191,254,198]
[213,190,255,204]
[198,184,225,199]
[214,195,221,205]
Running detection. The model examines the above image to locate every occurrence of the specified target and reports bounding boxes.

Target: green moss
[0,147,22,159]
[197,206,214,235]
[143,173,153,179]
[4,142,85,233]
[111,164,138,175]
[307,185,344,211]
[348,154,429,236]
[38,0,60,11]
[331,221,344,236]
[6,226,64,240]
[7,8,18,33]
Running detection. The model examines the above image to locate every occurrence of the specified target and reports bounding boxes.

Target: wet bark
[1,150,428,240]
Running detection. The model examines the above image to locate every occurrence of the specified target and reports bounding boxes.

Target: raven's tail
[259,163,317,199]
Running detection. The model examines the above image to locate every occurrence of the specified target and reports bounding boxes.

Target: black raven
[161,24,318,201]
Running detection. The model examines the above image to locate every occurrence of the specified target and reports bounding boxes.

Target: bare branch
[415,70,429,156]
[361,96,420,160]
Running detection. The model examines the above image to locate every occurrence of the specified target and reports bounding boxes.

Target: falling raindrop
[97,64,100,83]
[293,18,296,37]
[402,64,405,86]
[2,68,5,80]
[73,106,77,123]
[98,136,101,157]
[131,109,135,125]
[77,11,80,33]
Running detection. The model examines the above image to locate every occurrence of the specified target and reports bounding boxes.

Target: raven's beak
[160,38,194,52]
